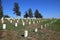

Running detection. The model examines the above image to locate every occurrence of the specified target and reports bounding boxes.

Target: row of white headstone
[2,20,48,30]
[8,19,39,24]
[1,18,50,38]
[14,21,36,27]
[2,24,44,29]
[1,18,50,30]
[2,23,45,37]
[15,20,40,26]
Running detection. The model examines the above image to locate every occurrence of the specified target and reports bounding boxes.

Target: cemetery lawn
[0,19,60,40]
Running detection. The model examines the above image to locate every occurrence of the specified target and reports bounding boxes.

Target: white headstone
[24,30,28,37]
[35,28,38,32]
[10,20,12,23]
[33,21,35,24]
[37,21,38,23]
[1,17,4,23]
[1,17,4,21]
[15,23,17,27]
[41,25,43,29]
[23,22,25,26]
[17,20,19,23]
[3,24,6,30]
[2,20,4,23]
[29,22,31,25]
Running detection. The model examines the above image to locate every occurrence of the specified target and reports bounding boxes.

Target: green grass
[0,18,60,40]
[48,19,60,32]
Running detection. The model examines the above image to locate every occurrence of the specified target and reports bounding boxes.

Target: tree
[0,0,3,19]
[34,9,43,18]
[13,2,21,17]
[28,8,33,18]
[24,11,29,18]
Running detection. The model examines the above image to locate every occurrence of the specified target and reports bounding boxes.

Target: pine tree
[28,8,33,18]
[13,2,21,17]
[34,9,43,18]
[0,0,3,19]
[24,11,29,18]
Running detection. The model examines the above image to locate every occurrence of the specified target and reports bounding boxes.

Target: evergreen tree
[13,2,21,17]
[28,8,33,18]
[0,0,3,19]
[34,9,43,18]
[24,11,29,18]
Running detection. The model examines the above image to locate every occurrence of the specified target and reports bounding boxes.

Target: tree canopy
[0,0,43,18]
[0,0,3,19]
[28,8,33,18]
[24,11,29,18]
[34,9,43,18]
[13,2,21,16]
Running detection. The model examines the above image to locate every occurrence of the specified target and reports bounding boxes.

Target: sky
[1,0,60,18]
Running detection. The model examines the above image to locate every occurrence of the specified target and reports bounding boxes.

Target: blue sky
[2,0,60,18]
